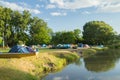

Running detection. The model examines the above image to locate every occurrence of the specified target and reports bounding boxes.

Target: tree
[82,21,115,45]
[8,10,31,46]
[61,31,75,44]
[0,7,12,47]
[0,37,2,46]
[29,17,51,45]
[51,29,82,45]
[0,7,3,36]
[51,32,61,44]
[73,29,82,43]
[0,6,52,46]
[111,34,120,44]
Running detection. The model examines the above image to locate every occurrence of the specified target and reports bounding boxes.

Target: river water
[42,49,120,80]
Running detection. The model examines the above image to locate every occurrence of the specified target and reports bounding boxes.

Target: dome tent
[9,45,35,53]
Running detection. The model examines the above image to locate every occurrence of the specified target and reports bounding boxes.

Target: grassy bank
[0,49,79,80]
[81,47,108,58]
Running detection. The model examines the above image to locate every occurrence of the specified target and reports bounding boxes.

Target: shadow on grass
[0,67,38,80]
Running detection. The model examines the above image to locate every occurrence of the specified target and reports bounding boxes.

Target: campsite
[1,1,120,80]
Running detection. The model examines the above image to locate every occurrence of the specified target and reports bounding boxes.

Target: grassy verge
[81,47,108,58]
[0,49,79,80]
[49,51,79,63]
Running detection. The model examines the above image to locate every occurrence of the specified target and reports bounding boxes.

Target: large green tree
[8,10,31,46]
[83,21,115,45]
[29,17,51,45]
[0,7,12,47]
[0,6,52,46]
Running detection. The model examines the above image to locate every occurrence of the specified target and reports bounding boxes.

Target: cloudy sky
[0,0,120,33]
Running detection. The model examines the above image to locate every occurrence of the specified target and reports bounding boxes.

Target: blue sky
[0,0,120,34]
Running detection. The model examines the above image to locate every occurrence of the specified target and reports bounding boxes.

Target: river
[42,49,120,80]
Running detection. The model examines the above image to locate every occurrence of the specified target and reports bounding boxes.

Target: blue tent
[9,45,35,53]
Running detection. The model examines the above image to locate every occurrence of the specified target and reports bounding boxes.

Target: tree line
[51,29,82,45]
[0,6,120,47]
[0,6,51,47]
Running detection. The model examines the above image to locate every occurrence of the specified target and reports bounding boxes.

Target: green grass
[0,67,37,80]
[0,48,10,52]
[49,51,79,63]
[39,48,67,53]
[81,47,108,58]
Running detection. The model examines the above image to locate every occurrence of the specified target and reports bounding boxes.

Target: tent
[9,45,35,53]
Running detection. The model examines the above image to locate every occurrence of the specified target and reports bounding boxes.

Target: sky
[0,0,120,34]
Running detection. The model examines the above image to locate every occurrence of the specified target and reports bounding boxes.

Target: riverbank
[0,49,79,80]
[67,47,108,58]
[83,47,108,57]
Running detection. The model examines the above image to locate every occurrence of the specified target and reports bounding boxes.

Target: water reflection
[84,49,120,72]
[42,49,120,80]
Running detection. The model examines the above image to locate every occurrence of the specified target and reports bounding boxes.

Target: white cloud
[62,0,100,9]
[49,0,120,13]
[19,2,30,7]
[50,12,67,16]
[97,1,120,13]
[46,4,56,9]
[50,0,64,7]
[0,0,41,14]
[1,0,120,14]
[49,0,100,10]
[29,9,41,14]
